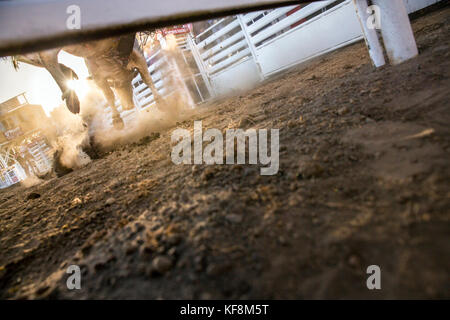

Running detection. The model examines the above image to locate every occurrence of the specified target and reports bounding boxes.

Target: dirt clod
[152,256,173,274]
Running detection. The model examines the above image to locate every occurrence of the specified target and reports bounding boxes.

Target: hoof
[112,115,125,130]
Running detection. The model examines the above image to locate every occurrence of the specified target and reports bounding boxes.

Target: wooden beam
[0,0,318,56]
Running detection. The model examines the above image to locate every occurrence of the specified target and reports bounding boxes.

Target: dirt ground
[0,7,449,299]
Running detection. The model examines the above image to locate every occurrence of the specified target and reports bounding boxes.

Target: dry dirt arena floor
[1,7,449,299]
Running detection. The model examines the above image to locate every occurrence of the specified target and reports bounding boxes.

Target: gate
[187,0,442,97]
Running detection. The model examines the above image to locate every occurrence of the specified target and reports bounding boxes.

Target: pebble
[206,262,231,276]
[298,161,324,179]
[347,254,362,268]
[278,236,287,246]
[337,106,349,115]
[152,255,173,274]
[225,214,243,224]
[71,197,82,206]
[192,165,201,175]
[370,87,381,94]
[105,197,116,206]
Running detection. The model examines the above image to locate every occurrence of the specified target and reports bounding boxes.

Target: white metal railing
[98,0,441,124]
[245,6,296,35]
[189,0,351,95]
[247,1,338,46]
[27,139,52,174]
[193,17,254,78]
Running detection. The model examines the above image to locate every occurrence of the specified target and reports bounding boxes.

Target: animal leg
[94,78,124,130]
[115,80,136,112]
[128,48,164,106]
[59,63,79,80]
[38,50,80,114]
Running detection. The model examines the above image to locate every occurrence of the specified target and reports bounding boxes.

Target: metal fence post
[372,0,418,65]
[237,14,265,81]
[352,0,386,67]
[187,34,216,98]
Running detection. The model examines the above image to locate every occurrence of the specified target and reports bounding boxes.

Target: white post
[372,0,418,65]
[353,0,386,67]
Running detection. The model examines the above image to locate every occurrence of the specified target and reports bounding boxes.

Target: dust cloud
[20,175,42,188]
[46,103,92,169]
[37,38,195,175]
[87,36,195,149]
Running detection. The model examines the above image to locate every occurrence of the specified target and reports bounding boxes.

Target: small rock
[359,89,369,96]
[347,254,362,268]
[278,236,288,246]
[200,292,214,300]
[168,247,177,256]
[298,161,324,179]
[71,197,82,206]
[152,255,173,274]
[370,87,381,94]
[206,262,232,276]
[191,165,201,175]
[299,115,305,123]
[337,106,349,115]
[105,197,116,206]
[125,243,138,255]
[225,214,243,224]
[167,234,182,246]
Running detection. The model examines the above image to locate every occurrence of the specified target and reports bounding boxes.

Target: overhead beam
[0,0,319,56]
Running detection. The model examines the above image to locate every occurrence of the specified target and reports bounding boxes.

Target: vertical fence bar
[237,14,265,80]
[352,0,386,67]
[187,34,215,98]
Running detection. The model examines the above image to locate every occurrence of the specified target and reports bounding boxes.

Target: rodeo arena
[0,0,448,303]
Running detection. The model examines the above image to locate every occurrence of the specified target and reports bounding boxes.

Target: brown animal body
[15,34,162,129]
